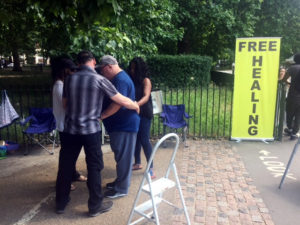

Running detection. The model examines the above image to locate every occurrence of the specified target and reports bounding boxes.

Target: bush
[147,55,212,88]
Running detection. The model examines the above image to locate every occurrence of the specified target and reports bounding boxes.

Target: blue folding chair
[160,104,191,147]
[20,108,56,155]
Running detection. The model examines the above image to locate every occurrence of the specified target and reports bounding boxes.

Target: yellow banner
[231,37,281,140]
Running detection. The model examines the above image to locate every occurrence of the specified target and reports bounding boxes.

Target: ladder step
[142,178,175,195]
[134,196,162,214]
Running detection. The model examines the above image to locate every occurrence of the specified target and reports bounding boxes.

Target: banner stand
[231,138,273,144]
[231,37,281,141]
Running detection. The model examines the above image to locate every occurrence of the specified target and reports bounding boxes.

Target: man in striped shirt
[55,51,139,217]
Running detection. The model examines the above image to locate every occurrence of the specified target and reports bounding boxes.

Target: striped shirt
[63,65,118,135]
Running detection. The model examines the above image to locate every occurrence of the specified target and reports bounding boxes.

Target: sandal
[70,184,76,191]
[132,164,143,170]
[149,169,156,179]
[77,175,87,182]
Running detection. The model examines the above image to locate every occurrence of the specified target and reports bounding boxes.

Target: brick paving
[172,139,275,225]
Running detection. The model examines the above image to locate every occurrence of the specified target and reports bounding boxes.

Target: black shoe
[88,201,113,217]
[56,197,70,214]
[106,181,116,190]
[284,128,292,135]
[104,189,127,199]
[290,134,298,140]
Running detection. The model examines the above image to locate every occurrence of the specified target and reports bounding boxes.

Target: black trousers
[58,132,81,182]
[286,97,300,135]
[56,131,103,212]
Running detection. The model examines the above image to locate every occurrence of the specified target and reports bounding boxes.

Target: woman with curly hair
[128,57,155,179]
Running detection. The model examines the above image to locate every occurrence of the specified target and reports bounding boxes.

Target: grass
[151,84,233,139]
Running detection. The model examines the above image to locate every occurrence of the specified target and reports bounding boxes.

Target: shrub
[147,55,212,88]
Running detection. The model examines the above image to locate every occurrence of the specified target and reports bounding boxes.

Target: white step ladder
[127,133,191,225]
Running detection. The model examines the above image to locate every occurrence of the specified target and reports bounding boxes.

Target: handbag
[0,90,19,128]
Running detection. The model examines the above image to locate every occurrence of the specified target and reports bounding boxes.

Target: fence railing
[151,83,234,139]
[0,82,285,145]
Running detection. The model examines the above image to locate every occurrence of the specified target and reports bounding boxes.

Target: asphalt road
[0,142,176,225]
[233,135,300,225]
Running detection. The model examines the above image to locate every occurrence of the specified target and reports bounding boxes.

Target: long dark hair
[128,57,150,85]
[50,57,76,85]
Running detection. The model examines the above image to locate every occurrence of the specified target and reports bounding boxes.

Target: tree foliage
[69,0,183,64]
[25,0,183,64]
[163,0,262,61]
[254,0,300,61]
[0,0,299,69]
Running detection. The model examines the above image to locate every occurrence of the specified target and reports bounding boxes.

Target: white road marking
[13,192,54,225]
[259,149,296,180]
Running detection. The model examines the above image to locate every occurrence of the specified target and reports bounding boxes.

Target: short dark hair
[77,50,94,65]
[294,53,300,64]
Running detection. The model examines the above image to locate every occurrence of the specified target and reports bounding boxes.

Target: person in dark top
[282,53,300,140]
[128,57,155,178]
[98,55,140,199]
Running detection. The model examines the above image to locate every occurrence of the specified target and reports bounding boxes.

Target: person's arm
[137,78,152,107]
[110,93,139,113]
[100,103,121,120]
[282,70,291,84]
[62,97,67,110]
[100,93,140,120]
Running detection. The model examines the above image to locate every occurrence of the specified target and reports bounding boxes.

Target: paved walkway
[173,140,274,225]
[0,139,276,225]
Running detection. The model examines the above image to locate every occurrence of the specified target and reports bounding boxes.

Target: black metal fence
[0,86,52,144]
[0,82,285,145]
[151,83,234,139]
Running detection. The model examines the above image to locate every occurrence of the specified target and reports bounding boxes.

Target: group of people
[280,53,300,140]
[51,51,154,217]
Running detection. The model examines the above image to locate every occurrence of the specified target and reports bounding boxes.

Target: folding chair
[20,107,56,155]
[0,90,19,129]
[160,104,191,147]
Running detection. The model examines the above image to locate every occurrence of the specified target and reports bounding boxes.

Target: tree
[159,0,262,62]
[68,0,183,64]
[28,0,183,65]
[254,0,300,61]
[0,0,38,71]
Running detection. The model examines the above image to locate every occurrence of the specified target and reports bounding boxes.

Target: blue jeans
[109,131,137,194]
[134,117,153,168]
[56,131,103,212]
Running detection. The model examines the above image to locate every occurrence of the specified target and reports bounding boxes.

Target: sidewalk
[173,140,274,225]
[0,139,277,225]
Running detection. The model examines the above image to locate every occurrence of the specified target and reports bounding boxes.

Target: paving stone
[252,215,264,223]
[195,210,204,217]
[172,140,275,225]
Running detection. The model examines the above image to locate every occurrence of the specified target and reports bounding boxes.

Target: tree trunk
[12,48,22,72]
[178,33,191,54]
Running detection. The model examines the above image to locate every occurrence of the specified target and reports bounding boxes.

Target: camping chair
[20,107,56,155]
[160,104,191,147]
[0,90,19,129]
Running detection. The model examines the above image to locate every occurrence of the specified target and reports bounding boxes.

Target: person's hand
[134,101,140,114]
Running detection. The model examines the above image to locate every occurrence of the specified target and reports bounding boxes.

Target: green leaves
[254,0,300,61]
